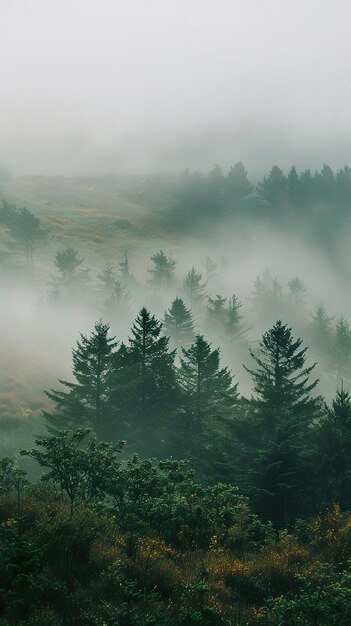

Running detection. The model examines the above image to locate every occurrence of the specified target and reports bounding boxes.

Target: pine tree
[44,320,117,440]
[55,247,83,282]
[314,163,335,204]
[287,277,307,310]
[309,304,334,367]
[256,165,288,218]
[203,256,217,284]
[178,334,238,451]
[183,267,207,310]
[224,294,245,345]
[111,308,177,453]
[224,162,253,213]
[207,294,227,338]
[119,249,135,287]
[53,247,90,296]
[287,166,304,215]
[250,272,285,326]
[163,297,194,349]
[97,263,117,296]
[103,279,131,327]
[9,207,47,273]
[148,250,176,287]
[206,164,225,216]
[334,316,351,385]
[241,321,320,526]
[335,165,351,209]
[299,168,314,206]
[317,385,351,509]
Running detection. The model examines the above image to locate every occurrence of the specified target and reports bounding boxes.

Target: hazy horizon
[1,0,351,176]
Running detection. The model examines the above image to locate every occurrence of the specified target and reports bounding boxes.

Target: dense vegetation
[2,310,351,624]
[1,164,351,624]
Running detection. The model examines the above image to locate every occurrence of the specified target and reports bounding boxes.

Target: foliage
[44,320,117,439]
[20,429,125,511]
[148,250,176,286]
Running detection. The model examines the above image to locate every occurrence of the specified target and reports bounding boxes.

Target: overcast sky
[1,0,351,176]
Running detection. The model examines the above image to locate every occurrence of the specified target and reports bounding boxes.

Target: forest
[1,160,351,625]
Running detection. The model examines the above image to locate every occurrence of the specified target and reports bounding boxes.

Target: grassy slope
[1,175,183,274]
[0,175,184,455]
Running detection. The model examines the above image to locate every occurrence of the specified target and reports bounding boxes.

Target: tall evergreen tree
[178,334,238,453]
[334,316,351,385]
[314,163,335,204]
[287,165,302,213]
[9,207,47,273]
[224,162,253,213]
[103,279,131,326]
[203,256,217,284]
[163,297,194,349]
[256,166,287,217]
[97,263,117,297]
[207,294,227,338]
[206,164,225,216]
[183,267,207,310]
[111,308,177,453]
[287,277,307,310]
[251,272,285,326]
[148,250,176,287]
[241,321,320,526]
[44,321,117,440]
[224,294,245,345]
[335,165,351,209]
[53,246,90,297]
[119,249,135,287]
[317,385,351,509]
[309,304,334,367]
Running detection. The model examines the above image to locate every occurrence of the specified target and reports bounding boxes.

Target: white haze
[1,1,351,455]
[0,229,349,411]
[1,0,351,175]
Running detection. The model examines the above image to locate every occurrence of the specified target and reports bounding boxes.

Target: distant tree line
[0,200,47,272]
[42,244,351,400]
[172,162,351,240]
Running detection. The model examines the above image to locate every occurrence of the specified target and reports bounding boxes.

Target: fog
[1,0,351,457]
[0,218,350,455]
[1,0,351,175]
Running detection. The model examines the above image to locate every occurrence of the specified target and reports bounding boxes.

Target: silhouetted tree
[183,267,207,310]
[111,308,177,453]
[287,277,307,310]
[309,304,334,367]
[207,294,227,337]
[242,321,320,526]
[53,246,90,292]
[224,294,246,347]
[335,165,351,209]
[44,320,117,440]
[206,164,225,216]
[203,256,217,284]
[103,279,131,325]
[9,207,47,272]
[251,272,285,325]
[148,250,176,287]
[317,385,351,509]
[334,316,351,385]
[256,165,287,218]
[163,297,194,349]
[97,263,117,297]
[179,334,238,451]
[224,162,253,213]
[119,249,135,287]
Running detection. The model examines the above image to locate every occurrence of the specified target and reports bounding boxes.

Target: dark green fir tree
[44,320,117,440]
[163,297,195,349]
